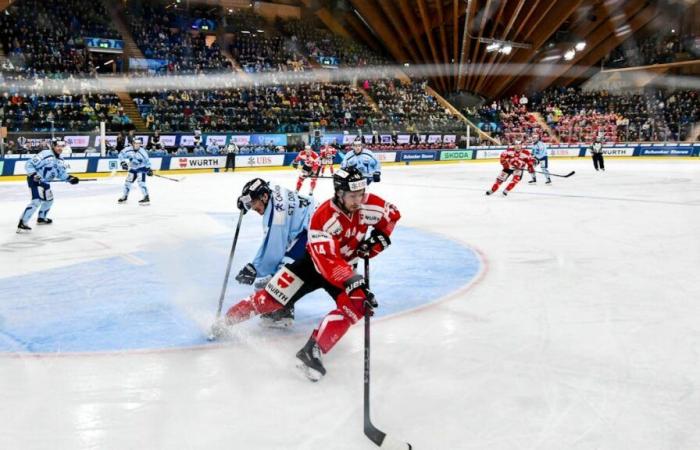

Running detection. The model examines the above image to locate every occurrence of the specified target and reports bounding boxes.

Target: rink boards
[0,143,698,177]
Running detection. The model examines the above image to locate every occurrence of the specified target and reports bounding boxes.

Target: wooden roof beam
[377,0,423,63]
[483,0,584,98]
[348,0,411,63]
[416,0,448,91]
[508,0,649,94]
[467,0,507,92]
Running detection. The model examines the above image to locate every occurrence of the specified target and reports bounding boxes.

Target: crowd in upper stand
[603,31,699,69]
[469,87,700,144]
[125,0,231,74]
[2,0,698,144]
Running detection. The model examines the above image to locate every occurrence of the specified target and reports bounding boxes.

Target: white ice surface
[1,160,699,449]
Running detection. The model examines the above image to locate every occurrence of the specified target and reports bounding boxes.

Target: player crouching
[211,166,401,381]
[486,141,535,196]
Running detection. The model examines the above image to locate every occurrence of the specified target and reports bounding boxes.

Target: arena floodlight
[564,49,576,61]
[575,41,586,51]
[486,43,500,52]
[499,45,512,55]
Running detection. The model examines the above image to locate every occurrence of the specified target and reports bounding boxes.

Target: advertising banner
[548,147,582,157]
[343,134,358,145]
[96,158,163,172]
[64,136,91,148]
[320,134,343,145]
[584,147,635,157]
[400,151,437,162]
[235,154,285,168]
[230,135,251,146]
[638,148,695,156]
[440,150,473,161]
[373,152,398,163]
[250,134,287,146]
[14,159,89,175]
[475,149,507,159]
[158,135,177,147]
[397,134,410,144]
[94,135,118,148]
[206,135,228,147]
[443,135,457,144]
[179,135,196,147]
[169,156,225,170]
[380,135,393,144]
[428,134,442,144]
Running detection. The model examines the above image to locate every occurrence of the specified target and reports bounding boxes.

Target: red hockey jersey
[294,150,320,171]
[500,148,534,172]
[320,145,337,162]
[307,194,401,288]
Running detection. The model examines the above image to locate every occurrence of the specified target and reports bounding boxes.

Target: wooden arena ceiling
[296,0,687,99]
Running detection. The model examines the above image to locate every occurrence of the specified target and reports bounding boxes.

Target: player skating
[319,144,337,176]
[117,138,153,205]
[341,139,381,183]
[17,138,80,232]
[529,135,551,184]
[211,167,401,381]
[292,145,320,195]
[485,140,535,196]
[234,178,316,327]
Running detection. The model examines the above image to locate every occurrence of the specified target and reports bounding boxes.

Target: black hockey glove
[31,173,42,183]
[146,168,153,177]
[120,161,129,170]
[344,274,377,309]
[356,229,391,259]
[372,172,381,183]
[235,263,257,285]
[67,175,79,185]
[292,162,299,170]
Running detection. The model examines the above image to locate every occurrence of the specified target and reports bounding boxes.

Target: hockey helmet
[238,178,271,211]
[51,137,66,148]
[133,138,143,146]
[333,167,367,193]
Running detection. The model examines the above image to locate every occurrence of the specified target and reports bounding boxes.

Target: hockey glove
[344,274,377,308]
[67,175,80,185]
[235,263,257,285]
[236,195,249,214]
[292,162,299,170]
[120,161,129,170]
[372,172,381,183]
[31,173,42,183]
[146,168,153,177]
[356,229,391,259]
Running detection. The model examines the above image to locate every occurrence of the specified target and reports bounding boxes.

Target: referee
[225,142,239,172]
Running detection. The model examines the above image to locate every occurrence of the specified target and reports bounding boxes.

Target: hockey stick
[78,178,98,182]
[214,212,245,319]
[534,170,575,178]
[154,173,184,182]
[363,258,413,449]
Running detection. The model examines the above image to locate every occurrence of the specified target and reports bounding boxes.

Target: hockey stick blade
[365,423,412,449]
[535,170,575,178]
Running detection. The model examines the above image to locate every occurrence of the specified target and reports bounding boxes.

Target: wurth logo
[178,158,188,168]
[277,272,295,289]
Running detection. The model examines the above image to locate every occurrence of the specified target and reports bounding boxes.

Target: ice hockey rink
[1,158,699,450]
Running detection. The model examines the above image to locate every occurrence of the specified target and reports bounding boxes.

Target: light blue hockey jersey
[25,149,70,182]
[118,146,152,170]
[531,141,548,159]
[252,184,316,277]
[340,149,381,178]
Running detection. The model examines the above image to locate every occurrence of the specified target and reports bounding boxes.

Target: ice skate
[139,195,150,206]
[528,179,536,184]
[117,196,128,204]
[16,220,31,233]
[485,190,493,196]
[296,337,325,382]
[260,306,295,329]
[545,179,552,184]
[37,218,53,225]
[502,191,508,196]
[207,317,231,341]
